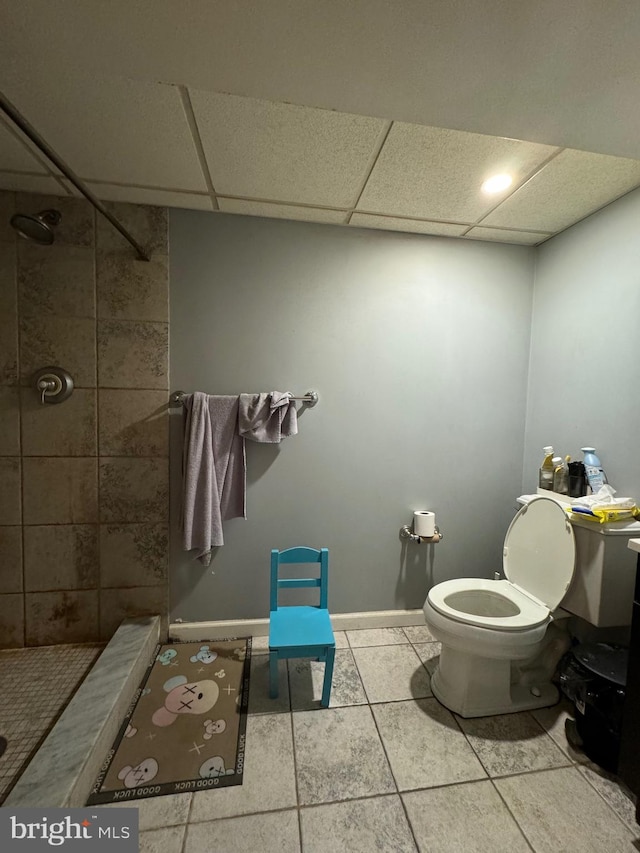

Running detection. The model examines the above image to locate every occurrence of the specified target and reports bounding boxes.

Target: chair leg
[321,646,335,708]
[269,650,279,699]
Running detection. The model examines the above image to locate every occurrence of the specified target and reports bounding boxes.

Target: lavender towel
[181,393,246,565]
[238,392,298,443]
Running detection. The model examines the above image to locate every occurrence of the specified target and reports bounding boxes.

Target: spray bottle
[581,447,607,493]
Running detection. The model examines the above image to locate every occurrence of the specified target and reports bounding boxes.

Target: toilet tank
[563,520,639,627]
[518,492,640,627]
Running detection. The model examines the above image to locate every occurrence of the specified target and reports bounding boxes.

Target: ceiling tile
[218,198,347,224]
[0,117,64,175]
[465,227,551,245]
[349,213,466,237]
[3,76,207,191]
[3,3,640,163]
[86,183,215,211]
[357,123,558,222]
[0,122,49,173]
[0,172,67,195]
[481,148,640,232]
[190,90,388,207]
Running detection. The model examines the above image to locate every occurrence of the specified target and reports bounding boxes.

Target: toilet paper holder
[399,524,443,544]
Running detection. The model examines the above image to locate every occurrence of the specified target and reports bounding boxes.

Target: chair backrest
[270,547,329,613]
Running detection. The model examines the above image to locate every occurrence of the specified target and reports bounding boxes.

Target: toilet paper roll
[414,510,436,537]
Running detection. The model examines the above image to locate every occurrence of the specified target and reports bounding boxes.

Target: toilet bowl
[423,496,576,717]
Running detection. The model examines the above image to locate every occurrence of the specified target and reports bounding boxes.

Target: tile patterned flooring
[0,643,103,803]
[94,627,640,852]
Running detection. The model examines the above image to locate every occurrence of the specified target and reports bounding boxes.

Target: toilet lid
[503,496,576,610]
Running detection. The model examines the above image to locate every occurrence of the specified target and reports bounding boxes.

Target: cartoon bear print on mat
[156,648,178,666]
[124,724,137,739]
[202,719,226,739]
[190,645,218,665]
[199,756,234,779]
[233,647,247,661]
[152,675,219,727]
[118,758,159,788]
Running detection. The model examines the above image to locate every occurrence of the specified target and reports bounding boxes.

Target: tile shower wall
[0,191,169,648]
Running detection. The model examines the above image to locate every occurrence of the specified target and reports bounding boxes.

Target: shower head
[10,208,61,245]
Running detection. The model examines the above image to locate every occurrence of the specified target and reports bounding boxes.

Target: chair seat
[269,606,334,649]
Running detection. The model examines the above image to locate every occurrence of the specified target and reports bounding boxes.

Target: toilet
[423,496,576,717]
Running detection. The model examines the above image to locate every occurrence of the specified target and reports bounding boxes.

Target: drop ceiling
[1,2,640,246]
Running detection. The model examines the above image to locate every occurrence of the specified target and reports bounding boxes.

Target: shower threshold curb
[4,616,161,809]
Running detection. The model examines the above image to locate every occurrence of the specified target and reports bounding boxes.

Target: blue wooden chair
[269,546,335,708]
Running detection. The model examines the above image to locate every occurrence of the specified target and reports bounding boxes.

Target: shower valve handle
[34,367,74,405]
[38,377,58,405]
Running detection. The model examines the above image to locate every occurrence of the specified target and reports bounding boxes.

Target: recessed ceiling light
[481,174,513,194]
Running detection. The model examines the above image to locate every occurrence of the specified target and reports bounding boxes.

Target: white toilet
[423,496,577,717]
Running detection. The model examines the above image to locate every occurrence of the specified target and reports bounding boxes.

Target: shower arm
[0,91,150,262]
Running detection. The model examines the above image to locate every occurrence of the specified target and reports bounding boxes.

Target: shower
[10,208,61,245]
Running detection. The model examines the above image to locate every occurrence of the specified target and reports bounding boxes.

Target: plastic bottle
[568,460,587,497]
[581,447,607,493]
[553,456,569,495]
[539,446,555,490]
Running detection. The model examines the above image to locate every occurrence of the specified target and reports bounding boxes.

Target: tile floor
[99,627,640,852]
[0,643,103,803]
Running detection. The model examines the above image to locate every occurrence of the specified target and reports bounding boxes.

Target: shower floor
[0,643,103,804]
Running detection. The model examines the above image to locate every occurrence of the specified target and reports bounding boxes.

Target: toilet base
[430,646,560,717]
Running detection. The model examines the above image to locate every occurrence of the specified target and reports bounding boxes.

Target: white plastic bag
[571,484,636,509]
[570,485,639,522]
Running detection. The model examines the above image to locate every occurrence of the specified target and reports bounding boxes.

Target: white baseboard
[331,609,425,631]
[170,608,425,642]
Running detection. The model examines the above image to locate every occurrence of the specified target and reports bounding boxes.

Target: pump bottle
[553,456,569,495]
[539,446,554,490]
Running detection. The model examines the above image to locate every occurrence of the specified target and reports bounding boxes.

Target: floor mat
[87,638,251,803]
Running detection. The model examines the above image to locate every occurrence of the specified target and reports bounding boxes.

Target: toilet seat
[427,578,550,631]
[427,497,576,633]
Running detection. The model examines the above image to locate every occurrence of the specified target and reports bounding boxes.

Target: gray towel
[181,393,246,565]
[238,391,298,443]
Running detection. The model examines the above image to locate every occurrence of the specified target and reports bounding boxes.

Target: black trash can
[558,643,628,773]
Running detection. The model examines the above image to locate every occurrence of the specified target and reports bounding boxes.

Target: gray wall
[524,187,640,497]
[170,212,535,621]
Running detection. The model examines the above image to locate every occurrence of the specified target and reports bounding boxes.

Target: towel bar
[170,390,318,407]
